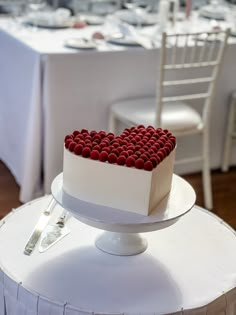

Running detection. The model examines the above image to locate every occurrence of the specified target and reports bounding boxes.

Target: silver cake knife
[24,197,57,255]
[38,210,70,253]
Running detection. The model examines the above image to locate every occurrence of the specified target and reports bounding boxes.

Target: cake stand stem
[95,231,148,256]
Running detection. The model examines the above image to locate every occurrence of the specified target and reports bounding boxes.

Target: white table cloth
[0,195,236,314]
[0,13,236,202]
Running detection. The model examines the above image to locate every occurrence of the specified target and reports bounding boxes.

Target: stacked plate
[199,4,228,20]
[115,9,158,26]
[24,9,73,29]
[64,38,97,50]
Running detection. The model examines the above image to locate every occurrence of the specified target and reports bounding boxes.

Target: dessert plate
[24,17,73,29]
[106,35,142,47]
[115,10,158,26]
[199,5,227,20]
[79,14,105,25]
[52,173,196,233]
[64,38,97,50]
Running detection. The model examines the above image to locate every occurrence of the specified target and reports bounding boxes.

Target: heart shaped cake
[63,125,176,216]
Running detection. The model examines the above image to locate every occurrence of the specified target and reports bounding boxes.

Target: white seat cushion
[111,97,203,133]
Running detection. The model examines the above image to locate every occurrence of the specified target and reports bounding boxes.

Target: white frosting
[63,148,175,216]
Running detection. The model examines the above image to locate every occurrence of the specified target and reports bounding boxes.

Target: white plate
[115,10,158,26]
[79,14,104,25]
[64,38,97,50]
[25,17,73,29]
[199,5,227,20]
[51,173,196,233]
[106,35,141,46]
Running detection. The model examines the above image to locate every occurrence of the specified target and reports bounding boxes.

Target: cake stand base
[95,232,148,256]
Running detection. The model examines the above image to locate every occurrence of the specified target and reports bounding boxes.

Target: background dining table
[0,9,236,203]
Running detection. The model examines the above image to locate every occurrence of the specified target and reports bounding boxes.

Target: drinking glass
[27,0,46,13]
[27,0,46,30]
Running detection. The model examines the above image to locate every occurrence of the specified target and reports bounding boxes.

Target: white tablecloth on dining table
[0,195,236,314]
[0,13,236,202]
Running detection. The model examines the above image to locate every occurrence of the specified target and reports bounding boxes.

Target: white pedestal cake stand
[51,173,196,256]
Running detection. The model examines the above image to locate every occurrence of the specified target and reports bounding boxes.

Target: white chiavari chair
[221,91,236,172]
[108,29,230,210]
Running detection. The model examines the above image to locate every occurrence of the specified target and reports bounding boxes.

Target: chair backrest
[155,29,230,129]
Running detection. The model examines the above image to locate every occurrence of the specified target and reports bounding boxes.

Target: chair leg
[221,95,236,172]
[108,112,118,134]
[202,129,213,210]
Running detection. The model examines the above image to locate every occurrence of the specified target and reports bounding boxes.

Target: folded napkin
[105,16,153,49]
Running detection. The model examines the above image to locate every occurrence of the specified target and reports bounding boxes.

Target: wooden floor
[0,160,235,229]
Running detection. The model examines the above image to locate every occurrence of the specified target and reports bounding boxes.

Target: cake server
[24,197,57,255]
[38,209,70,253]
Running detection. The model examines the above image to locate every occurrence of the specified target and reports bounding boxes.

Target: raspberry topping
[64,126,176,171]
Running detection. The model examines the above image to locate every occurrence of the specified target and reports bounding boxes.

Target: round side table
[0,195,236,315]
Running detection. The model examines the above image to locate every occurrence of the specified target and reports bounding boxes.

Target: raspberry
[98,131,106,138]
[111,149,119,156]
[148,148,155,155]
[112,142,120,148]
[74,144,83,155]
[117,155,126,165]
[166,142,174,151]
[99,142,107,148]
[93,135,101,143]
[148,139,155,146]
[93,144,101,152]
[107,133,115,140]
[150,157,157,168]
[90,130,97,137]
[68,142,76,152]
[140,154,148,162]
[99,151,108,162]
[73,130,80,136]
[65,139,72,149]
[130,139,136,145]
[82,147,91,157]
[127,149,134,156]
[144,160,153,171]
[150,146,157,153]
[65,135,73,142]
[120,151,129,158]
[108,153,117,163]
[102,147,111,154]
[135,158,144,169]
[117,146,123,153]
[158,140,165,148]
[155,142,160,150]
[127,145,135,151]
[169,136,176,146]
[126,156,135,167]
[90,150,100,160]
[157,150,165,161]
[81,128,88,134]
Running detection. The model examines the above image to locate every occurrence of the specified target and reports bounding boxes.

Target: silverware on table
[38,209,70,253]
[24,197,57,255]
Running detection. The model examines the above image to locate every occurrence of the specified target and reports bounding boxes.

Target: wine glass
[124,0,151,28]
[28,0,46,12]
[27,0,46,30]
